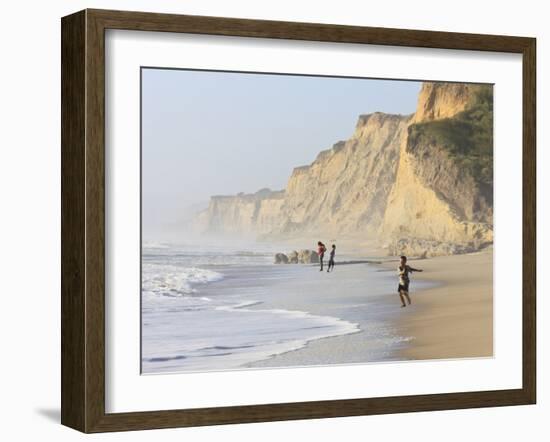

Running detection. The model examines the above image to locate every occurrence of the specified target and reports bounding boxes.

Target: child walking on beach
[317,241,327,271]
[327,244,336,272]
[398,255,422,307]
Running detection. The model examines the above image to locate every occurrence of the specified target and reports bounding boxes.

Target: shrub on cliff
[407,85,493,188]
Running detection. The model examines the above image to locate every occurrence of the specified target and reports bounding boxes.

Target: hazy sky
[142,68,421,237]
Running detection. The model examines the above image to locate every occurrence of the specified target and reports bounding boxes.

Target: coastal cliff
[193,82,493,256]
[277,113,409,237]
[382,83,493,254]
[193,188,285,236]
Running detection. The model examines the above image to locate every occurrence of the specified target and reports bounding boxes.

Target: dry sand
[388,249,493,360]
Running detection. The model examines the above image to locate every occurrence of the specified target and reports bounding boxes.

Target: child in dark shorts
[397,255,422,307]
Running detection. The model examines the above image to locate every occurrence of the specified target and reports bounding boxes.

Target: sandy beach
[142,241,415,373]
[141,241,493,373]
[248,248,493,368]
[389,249,493,360]
[244,259,425,369]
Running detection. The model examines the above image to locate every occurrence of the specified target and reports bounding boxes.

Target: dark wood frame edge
[61,8,536,433]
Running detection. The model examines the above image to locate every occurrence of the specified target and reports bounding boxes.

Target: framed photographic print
[61,9,536,433]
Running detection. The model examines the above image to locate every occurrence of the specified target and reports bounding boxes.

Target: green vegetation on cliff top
[407,85,493,187]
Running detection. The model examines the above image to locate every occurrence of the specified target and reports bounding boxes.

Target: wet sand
[245,260,428,369]
[247,249,493,368]
[388,249,493,360]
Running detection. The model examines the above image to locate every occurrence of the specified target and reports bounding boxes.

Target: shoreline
[242,261,416,368]
[244,261,429,369]
[246,249,492,368]
[384,249,493,360]
[143,242,493,372]
[143,257,400,373]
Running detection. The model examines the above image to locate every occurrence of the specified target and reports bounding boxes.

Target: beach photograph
[141,68,493,374]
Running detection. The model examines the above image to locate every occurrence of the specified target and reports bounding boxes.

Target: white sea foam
[142,295,360,373]
[142,241,280,267]
[142,264,224,298]
[141,244,362,373]
[141,242,417,374]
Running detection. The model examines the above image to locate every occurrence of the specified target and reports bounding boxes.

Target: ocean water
[141,241,420,374]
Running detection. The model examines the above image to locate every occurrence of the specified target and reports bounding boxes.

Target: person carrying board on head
[317,241,327,272]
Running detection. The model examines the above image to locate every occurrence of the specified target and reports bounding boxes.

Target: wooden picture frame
[61,8,536,433]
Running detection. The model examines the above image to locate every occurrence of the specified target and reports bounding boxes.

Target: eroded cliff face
[380,134,492,248]
[194,113,409,239]
[193,189,285,236]
[193,82,493,256]
[277,113,409,237]
[381,83,493,253]
[412,82,476,123]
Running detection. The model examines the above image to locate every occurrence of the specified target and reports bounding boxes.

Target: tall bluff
[193,188,285,236]
[381,82,493,253]
[413,82,477,123]
[194,82,493,255]
[277,113,409,237]
[194,112,410,239]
